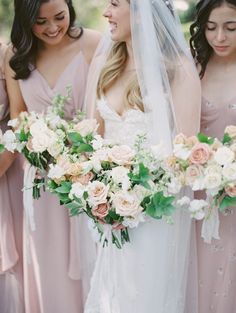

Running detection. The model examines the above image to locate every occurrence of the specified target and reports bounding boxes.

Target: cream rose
[189,143,211,165]
[73,119,98,136]
[113,190,142,218]
[225,125,236,139]
[108,145,135,165]
[69,182,85,199]
[185,165,204,186]
[48,164,65,180]
[87,181,109,206]
[203,173,222,190]
[92,203,109,219]
[110,166,130,190]
[214,146,234,166]
[73,172,94,185]
[222,163,236,181]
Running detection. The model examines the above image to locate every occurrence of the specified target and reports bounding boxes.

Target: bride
[84,0,201,312]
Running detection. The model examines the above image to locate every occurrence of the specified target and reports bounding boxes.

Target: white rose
[176,196,191,208]
[108,145,135,165]
[189,199,208,220]
[73,119,98,136]
[31,133,52,153]
[113,190,142,218]
[110,166,130,190]
[91,135,104,150]
[30,120,48,137]
[173,144,191,160]
[203,173,222,190]
[87,181,109,206]
[48,164,65,179]
[47,141,64,158]
[167,177,182,194]
[214,147,234,165]
[204,164,222,175]
[2,130,17,152]
[69,182,86,200]
[7,118,19,128]
[222,163,236,181]
[123,213,145,228]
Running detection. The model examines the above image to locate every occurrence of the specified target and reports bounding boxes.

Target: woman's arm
[171,59,201,136]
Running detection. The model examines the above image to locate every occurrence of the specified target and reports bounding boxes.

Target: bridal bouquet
[48,135,182,248]
[172,127,236,242]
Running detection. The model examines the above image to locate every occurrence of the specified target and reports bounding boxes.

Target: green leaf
[219,196,236,212]
[108,210,120,221]
[76,143,94,153]
[18,129,29,142]
[222,133,232,145]
[146,191,175,219]
[197,133,214,145]
[0,144,4,153]
[68,132,84,144]
[128,163,151,189]
[55,181,72,194]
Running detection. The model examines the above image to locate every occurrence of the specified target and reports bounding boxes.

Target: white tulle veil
[84,0,201,312]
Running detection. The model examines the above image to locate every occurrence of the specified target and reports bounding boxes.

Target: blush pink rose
[92,203,109,219]
[189,143,211,165]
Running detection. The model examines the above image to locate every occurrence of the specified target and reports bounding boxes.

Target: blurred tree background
[0,0,195,42]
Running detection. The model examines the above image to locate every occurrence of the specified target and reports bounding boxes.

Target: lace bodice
[97,97,148,147]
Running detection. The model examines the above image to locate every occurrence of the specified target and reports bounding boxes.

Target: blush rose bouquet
[48,135,182,248]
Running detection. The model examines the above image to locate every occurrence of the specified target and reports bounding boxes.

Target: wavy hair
[10,0,82,80]
[97,0,175,112]
[190,0,236,78]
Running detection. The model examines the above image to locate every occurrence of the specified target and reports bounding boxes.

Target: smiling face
[103,0,131,43]
[205,2,236,58]
[32,0,70,46]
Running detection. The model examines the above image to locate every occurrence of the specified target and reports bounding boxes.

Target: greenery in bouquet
[48,135,182,248]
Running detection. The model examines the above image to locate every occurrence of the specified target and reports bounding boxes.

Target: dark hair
[190,0,236,78]
[10,0,83,80]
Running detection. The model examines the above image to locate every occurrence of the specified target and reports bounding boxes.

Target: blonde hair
[97,41,144,112]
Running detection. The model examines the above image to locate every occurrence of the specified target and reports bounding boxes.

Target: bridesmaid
[0,43,24,313]
[5,0,101,312]
[190,1,236,312]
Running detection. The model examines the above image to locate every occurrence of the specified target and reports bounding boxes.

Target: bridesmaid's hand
[0,150,17,177]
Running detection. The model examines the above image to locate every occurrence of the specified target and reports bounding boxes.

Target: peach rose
[73,119,98,136]
[92,203,109,219]
[173,133,187,145]
[108,145,135,165]
[189,143,211,165]
[225,183,236,197]
[185,136,198,147]
[73,172,94,185]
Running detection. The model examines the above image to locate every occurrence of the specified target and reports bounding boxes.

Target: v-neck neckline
[34,51,82,90]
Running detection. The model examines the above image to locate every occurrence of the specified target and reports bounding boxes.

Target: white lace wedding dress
[84,98,192,313]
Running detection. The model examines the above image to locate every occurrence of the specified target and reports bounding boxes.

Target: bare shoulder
[81,28,102,64]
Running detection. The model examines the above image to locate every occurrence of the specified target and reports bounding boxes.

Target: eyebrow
[207,20,236,24]
[37,10,65,19]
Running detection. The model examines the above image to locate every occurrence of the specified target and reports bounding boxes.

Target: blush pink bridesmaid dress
[19,50,95,313]
[196,97,236,313]
[0,43,25,313]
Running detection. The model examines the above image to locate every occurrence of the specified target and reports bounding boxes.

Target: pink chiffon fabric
[196,97,236,313]
[19,51,95,313]
[0,43,25,313]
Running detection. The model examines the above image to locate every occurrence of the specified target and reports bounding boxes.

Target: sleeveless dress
[84,98,193,313]
[0,44,25,313]
[19,51,95,313]
[196,97,236,313]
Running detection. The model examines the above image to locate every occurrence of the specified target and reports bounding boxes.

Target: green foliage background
[0,0,195,42]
